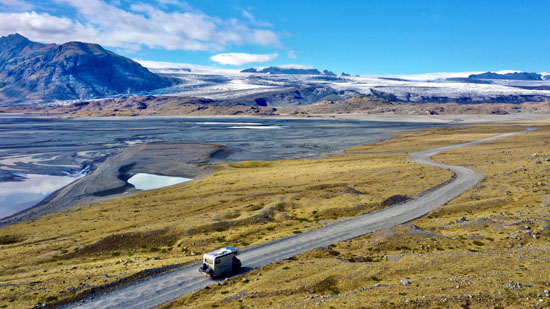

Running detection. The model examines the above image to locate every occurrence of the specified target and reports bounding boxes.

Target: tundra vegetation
[1,123,548,308]
[164,121,550,308]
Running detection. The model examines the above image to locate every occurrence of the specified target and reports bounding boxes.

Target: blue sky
[1,0,549,75]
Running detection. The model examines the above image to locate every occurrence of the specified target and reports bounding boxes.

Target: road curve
[68,128,533,309]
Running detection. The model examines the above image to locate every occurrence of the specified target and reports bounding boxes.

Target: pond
[127,173,192,190]
[0,174,78,219]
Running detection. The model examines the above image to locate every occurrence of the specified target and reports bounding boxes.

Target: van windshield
[204,257,214,265]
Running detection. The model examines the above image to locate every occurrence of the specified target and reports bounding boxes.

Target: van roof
[204,246,239,258]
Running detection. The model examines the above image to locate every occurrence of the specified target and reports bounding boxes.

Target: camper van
[199,246,241,278]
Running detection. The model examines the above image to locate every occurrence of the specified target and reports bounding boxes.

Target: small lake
[127,173,192,190]
[0,174,78,219]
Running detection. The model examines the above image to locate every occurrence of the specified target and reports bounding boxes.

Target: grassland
[0,123,538,308]
[162,121,550,308]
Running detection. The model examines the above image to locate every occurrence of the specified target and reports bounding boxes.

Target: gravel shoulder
[67,128,533,309]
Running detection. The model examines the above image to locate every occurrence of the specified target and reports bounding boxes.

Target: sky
[0,0,549,75]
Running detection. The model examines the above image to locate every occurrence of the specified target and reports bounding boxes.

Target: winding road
[68,128,533,309]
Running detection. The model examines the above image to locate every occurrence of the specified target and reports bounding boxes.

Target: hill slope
[0,34,172,104]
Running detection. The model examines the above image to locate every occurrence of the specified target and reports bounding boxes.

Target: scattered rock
[542,195,550,207]
[457,216,467,223]
[242,277,249,283]
[401,279,411,286]
[505,281,523,290]
[383,195,410,206]
[342,187,363,195]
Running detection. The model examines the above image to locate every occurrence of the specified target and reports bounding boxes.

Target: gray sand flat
[0,143,223,226]
[67,128,533,309]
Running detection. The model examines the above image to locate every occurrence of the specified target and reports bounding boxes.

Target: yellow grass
[163,123,550,308]
[0,124,530,307]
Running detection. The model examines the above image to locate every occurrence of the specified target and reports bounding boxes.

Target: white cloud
[0,0,33,11]
[287,50,297,59]
[210,52,278,66]
[242,10,272,28]
[0,0,281,51]
[0,11,100,43]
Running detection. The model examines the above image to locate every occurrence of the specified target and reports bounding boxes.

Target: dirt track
[67,127,533,309]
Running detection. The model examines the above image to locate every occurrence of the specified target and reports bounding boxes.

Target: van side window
[215,258,221,264]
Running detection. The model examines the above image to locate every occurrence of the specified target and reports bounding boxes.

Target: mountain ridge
[241,66,336,75]
[468,71,544,81]
[0,33,172,104]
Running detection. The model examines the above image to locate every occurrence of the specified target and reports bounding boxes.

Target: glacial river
[0,115,443,219]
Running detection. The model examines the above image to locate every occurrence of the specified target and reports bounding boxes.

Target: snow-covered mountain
[137,62,550,104]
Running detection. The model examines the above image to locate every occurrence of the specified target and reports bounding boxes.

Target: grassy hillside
[163,121,550,308]
[0,124,526,307]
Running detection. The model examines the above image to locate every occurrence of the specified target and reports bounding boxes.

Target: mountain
[0,34,172,104]
[468,71,543,80]
[241,66,322,75]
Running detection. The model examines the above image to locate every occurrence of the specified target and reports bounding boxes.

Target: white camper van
[198,246,241,278]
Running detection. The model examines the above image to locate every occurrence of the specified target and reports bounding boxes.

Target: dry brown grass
[162,122,550,309]
[0,123,531,308]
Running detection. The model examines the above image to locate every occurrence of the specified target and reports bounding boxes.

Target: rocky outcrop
[468,71,543,81]
[242,66,322,75]
[0,33,172,104]
[227,86,358,107]
[277,95,550,116]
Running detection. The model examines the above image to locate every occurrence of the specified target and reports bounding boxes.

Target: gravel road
[67,128,532,309]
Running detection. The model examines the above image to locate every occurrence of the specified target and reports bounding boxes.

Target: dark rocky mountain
[241,66,322,75]
[468,71,543,80]
[227,86,358,107]
[0,34,172,104]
